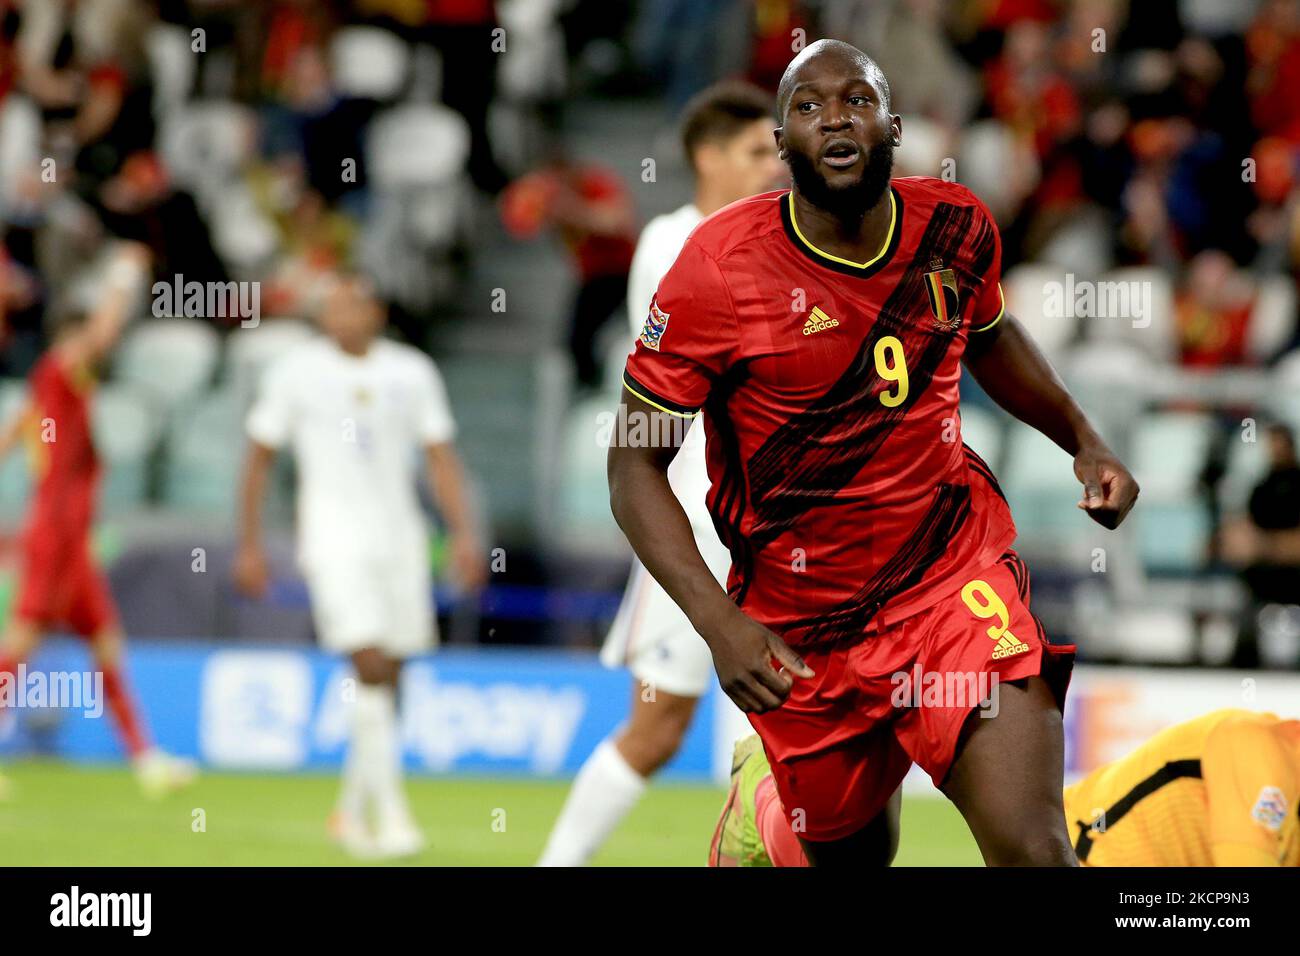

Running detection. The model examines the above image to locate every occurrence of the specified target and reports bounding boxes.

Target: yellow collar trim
[787,188,896,270]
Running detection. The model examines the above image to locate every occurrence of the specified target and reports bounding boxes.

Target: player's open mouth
[820,140,861,168]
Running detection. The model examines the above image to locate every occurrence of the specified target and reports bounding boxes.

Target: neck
[693,181,739,218]
[791,185,893,260]
[337,338,372,357]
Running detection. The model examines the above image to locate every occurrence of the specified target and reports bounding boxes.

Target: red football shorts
[748,549,1075,843]
[15,529,119,638]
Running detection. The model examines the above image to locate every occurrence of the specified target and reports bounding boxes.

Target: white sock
[537,737,648,866]
[352,684,413,833]
[336,725,365,821]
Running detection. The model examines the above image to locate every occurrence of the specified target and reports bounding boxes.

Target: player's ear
[890,114,902,148]
[774,126,787,160]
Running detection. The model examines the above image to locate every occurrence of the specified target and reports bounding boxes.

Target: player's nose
[820,104,852,131]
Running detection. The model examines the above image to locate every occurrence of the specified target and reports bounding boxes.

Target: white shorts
[303,554,436,659]
[600,533,730,699]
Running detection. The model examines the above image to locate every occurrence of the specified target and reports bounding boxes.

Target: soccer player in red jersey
[0,242,194,798]
[608,40,1140,866]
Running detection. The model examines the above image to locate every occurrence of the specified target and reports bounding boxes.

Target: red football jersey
[23,353,100,539]
[623,177,1016,650]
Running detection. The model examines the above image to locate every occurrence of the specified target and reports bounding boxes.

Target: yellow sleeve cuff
[970,283,1005,333]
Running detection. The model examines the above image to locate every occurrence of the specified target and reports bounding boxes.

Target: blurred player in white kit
[538,83,784,866]
[235,273,485,860]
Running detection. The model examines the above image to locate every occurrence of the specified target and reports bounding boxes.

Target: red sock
[100,665,150,759]
[756,775,810,867]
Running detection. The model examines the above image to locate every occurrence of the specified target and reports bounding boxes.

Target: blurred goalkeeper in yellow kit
[713,709,1300,867]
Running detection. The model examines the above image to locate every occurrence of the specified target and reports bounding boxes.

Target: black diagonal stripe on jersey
[703,363,756,605]
[745,203,977,553]
[787,482,972,649]
[962,443,1007,503]
[1008,552,1027,598]
[1073,760,1203,863]
[967,210,997,284]
[1010,551,1029,600]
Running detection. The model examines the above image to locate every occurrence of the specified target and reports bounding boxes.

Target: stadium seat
[1215,421,1271,514]
[496,0,568,103]
[1132,411,1214,499]
[207,182,281,274]
[1002,264,1078,363]
[1000,424,1090,555]
[360,104,472,298]
[1033,207,1112,279]
[1267,351,1300,436]
[329,26,412,101]
[956,119,1039,221]
[1084,267,1176,365]
[157,101,257,207]
[161,388,244,515]
[1246,275,1297,365]
[144,23,195,116]
[1061,340,1152,447]
[92,385,163,514]
[115,318,221,407]
[1129,411,1214,572]
[0,96,41,219]
[224,318,317,408]
[366,104,470,190]
[439,352,566,539]
[551,393,626,555]
[893,114,947,179]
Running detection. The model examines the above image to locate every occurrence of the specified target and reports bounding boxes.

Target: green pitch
[0,761,981,866]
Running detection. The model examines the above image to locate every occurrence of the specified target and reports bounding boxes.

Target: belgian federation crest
[924,262,961,332]
[640,297,670,351]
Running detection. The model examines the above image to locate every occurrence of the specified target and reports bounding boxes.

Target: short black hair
[680,82,774,170]
[775,39,891,121]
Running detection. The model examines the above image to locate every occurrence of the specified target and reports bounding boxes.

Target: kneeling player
[715,708,1300,867]
[1066,708,1299,866]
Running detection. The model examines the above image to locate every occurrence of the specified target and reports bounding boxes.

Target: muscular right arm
[607,388,812,712]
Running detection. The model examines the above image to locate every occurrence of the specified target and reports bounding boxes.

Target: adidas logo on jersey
[991,632,1030,660]
[803,306,839,335]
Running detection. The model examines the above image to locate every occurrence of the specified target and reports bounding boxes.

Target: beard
[787,137,895,221]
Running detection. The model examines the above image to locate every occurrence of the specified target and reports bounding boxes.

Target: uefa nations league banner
[3,640,1299,785]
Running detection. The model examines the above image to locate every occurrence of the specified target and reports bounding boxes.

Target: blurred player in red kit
[499,149,638,388]
[608,41,1140,866]
[0,242,195,798]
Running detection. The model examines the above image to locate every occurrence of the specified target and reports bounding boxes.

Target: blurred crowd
[2,0,1298,382]
[0,0,1297,663]
[0,0,525,373]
